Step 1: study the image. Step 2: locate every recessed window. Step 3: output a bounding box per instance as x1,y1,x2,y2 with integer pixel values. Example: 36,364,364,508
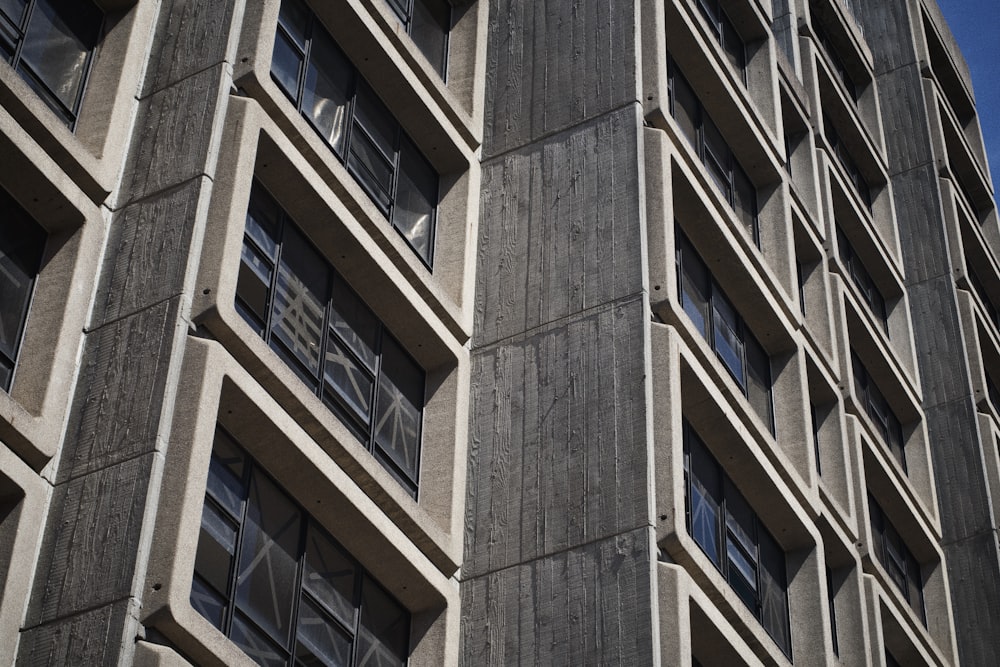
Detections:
837,226,888,334
0,0,103,128
824,114,872,210
272,0,439,266
191,427,411,666
237,182,424,496
696,0,747,79
676,230,774,433
385,0,450,78
851,352,905,473
668,59,759,245
0,186,46,392
826,566,839,656
683,422,792,657
812,14,858,102
869,495,925,625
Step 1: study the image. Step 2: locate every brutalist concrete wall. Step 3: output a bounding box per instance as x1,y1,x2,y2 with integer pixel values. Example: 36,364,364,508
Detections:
855,0,1000,663
15,1,243,662
461,0,658,663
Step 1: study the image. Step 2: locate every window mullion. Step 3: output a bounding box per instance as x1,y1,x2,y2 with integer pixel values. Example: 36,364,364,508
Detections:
222,456,253,637
368,324,386,454
261,213,285,347
288,517,311,657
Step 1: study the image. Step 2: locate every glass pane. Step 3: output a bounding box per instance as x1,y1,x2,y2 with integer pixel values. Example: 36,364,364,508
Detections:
296,596,354,667
325,335,375,424
246,184,281,261
745,336,773,432
237,241,273,331
724,481,756,558
373,336,423,484
733,165,757,240
0,358,11,391
272,27,304,101
278,0,309,49
722,18,745,72
713,296,745,387
271,227,329,380
190,576,227,631
19,0,102,112
353,83,397,160
678,236,711,338
195,499,239,597
758,531,790,656
231,613,288,667
348,128,394,212
303,524,357,627
0,0,25,25
689,435,722,566
357,577,409,667
670,68,698,150
209,428,247,517
330,276,378,369
410,0,449,77
303,29,351,153
0,207,44,360
393,137,437,263
236,470,303,646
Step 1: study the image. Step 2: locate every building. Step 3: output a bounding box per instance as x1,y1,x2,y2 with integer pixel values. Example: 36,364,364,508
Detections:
0,0,996,665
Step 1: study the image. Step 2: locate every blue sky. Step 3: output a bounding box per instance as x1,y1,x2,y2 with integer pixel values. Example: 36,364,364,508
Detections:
936,0,1000,184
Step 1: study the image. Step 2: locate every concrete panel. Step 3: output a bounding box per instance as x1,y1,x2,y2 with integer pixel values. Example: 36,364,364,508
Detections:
474,105,645,347
877,65,937,177
16,600,134,667
460,527,656,666
940,530,1000,666
481,0,638,158
464,296,651,579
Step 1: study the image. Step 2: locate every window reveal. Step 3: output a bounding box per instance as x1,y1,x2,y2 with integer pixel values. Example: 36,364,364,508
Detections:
851,351,906,474
0,0,103,128
696,0,747,80
272,0,439,266
384,0,450,78
837,226,888,334
869,495,925,625
683,423,792,657
237,182,424,496
191,428,411,666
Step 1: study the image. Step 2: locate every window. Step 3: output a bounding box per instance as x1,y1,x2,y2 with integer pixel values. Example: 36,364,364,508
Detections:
272,0,439,266
812,14,858,102
668,59,759,245
824,114,872,210
869,495,925,625
191,428,411,666
810,404,822,475
837,226,888,334
385,0,450,78
683,423,792,657
968,266,999,329
237,182,424,496
695,0,747,79
0,0,103,128
0,186,45,392
826,567,839,656
851,352,905,473
676,230,774,433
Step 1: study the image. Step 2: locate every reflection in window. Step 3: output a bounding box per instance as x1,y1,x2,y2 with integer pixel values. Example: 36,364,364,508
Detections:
676,230,774,433
851,351,905,474
683,423,792,657
0,185,46,391
0,0,103,128
192,428,411,666
869,495,925,625
237,182,424,495
668,59,759,245
271,0,439,266
385,0,450,78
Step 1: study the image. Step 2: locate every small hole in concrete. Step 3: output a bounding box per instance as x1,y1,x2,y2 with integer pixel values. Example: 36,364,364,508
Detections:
153,583,162,591
654,285,661,291
202,288,211,295
659,515,668,521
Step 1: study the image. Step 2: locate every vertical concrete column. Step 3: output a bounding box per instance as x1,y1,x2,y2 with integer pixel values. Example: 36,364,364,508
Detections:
461,1,658,664
856,1,1000,663
16,2,243,663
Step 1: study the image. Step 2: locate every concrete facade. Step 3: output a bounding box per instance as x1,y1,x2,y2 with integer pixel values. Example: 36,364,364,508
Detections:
0,0,995,665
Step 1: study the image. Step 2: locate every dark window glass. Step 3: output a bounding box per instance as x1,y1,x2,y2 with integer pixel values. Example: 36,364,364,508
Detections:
272,0,439,266
852,352,906,473
385,0,450,78
237,182,424,495
837,227,888,334
812,17,858,101
696,0,747,79
826,567,839,656
968,266,1000,329
684,424,792,658
0,186,46,391
869,496,925,625
825,115,873,210
668,59,759,245
192,429,411,665
2,0,102,128
676,230,774,433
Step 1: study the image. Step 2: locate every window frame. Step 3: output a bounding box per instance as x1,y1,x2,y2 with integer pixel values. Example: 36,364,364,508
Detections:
668,58,760,246
824,113,873,211
383,0,451,79
837,226,889,335
851,351,906,474
191,426,412,666
271,0,440,268
868,495,925,625
682,422,792,658
695,0,748,82
236,181,425,497
676,229,775,434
